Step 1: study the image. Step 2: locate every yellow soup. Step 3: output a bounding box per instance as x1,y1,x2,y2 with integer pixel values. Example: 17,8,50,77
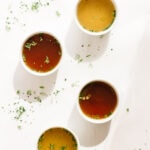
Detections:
38,127,78,150
77,0,116,32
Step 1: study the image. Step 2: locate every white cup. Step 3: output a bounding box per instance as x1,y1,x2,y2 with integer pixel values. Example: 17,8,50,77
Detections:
77,79,120,124
36,126,80,150
20,31,63,76
75,0,118,36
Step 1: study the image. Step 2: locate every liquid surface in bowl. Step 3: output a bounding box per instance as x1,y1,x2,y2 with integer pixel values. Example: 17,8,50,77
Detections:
77,0,116,32
22,33,62,73
79,81,117,119
38,127,78,150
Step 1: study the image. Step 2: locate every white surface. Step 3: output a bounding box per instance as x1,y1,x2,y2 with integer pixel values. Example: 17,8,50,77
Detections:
0,0,150,150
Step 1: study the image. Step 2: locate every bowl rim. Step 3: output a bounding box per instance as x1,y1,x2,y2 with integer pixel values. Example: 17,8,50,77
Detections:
20,31,63,76
36,126,80,150
74,0,118,36
77,79,120,124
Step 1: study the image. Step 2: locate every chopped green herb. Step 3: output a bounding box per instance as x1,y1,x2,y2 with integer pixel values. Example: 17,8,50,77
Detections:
46,2,50,6
99,35,104,39
103,24,111,31
26,90,32,96
87,44,91,47
75,54,83,63
113,10,116,18
39,86,45,89
17,125,22,130
16,90,20,95
56,10,61,16
60,146,67,150
40,37,43,41
31,2,41,11
25,41,37,49
40,92,48,97
104,112,112,118
126,108,129,112
58,50,62,56
92,115,100,119
39,33,43,40
39,134,44,142
22,55,26,61
86,54,91,58
71,81,79,87
44,56,50,64
89,29,95,32
53,90,60,96
49,144,55,150
34,96,42,102
15,106,26,120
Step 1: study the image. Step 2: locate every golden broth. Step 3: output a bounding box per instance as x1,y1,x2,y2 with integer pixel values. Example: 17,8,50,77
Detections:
38,127,78,150
77,0,116,32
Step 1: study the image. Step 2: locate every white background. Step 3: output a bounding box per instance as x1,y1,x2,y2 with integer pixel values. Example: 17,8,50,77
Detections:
0,0,150,150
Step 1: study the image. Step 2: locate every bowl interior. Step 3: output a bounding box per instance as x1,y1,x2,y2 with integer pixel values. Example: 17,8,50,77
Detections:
21,32,63,76
77,80,119,123
75,0,117,36
37,127,79,150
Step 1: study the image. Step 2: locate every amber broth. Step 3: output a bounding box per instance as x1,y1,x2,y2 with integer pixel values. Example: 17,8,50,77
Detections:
77,0,116,32
22,33,62,73
79,81,117,119
38,127,78,150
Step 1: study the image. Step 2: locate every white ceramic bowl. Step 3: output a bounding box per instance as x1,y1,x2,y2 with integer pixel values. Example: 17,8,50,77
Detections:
20,31,63,76
36,126,80,150
77,79,120,124
75,0,118,36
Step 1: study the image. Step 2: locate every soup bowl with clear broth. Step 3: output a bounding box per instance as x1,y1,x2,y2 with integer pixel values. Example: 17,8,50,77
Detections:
75,0,117,36
37,126,79,150
77,80,119,124
21,32,63,76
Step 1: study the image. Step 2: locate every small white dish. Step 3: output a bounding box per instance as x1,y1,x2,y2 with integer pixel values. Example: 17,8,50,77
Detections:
77,79,120,124
75,0,118,36
36,126,80,150
20,31,63,76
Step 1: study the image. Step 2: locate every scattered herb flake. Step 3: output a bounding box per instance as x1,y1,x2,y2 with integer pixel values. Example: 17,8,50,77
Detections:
75,54,83,63
16,90,20,95
86,54,91,58
87,44,91,47
34,96,42,102
17,125,22,130
39,92,48,97
31,2,41,11
71,81,79,87
53,90,60,96
64,78,67,82
60,146,67,150
56,10,61,16
26,90,32,96
113,10,116,18
39,86,45,89
15,106,26,120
